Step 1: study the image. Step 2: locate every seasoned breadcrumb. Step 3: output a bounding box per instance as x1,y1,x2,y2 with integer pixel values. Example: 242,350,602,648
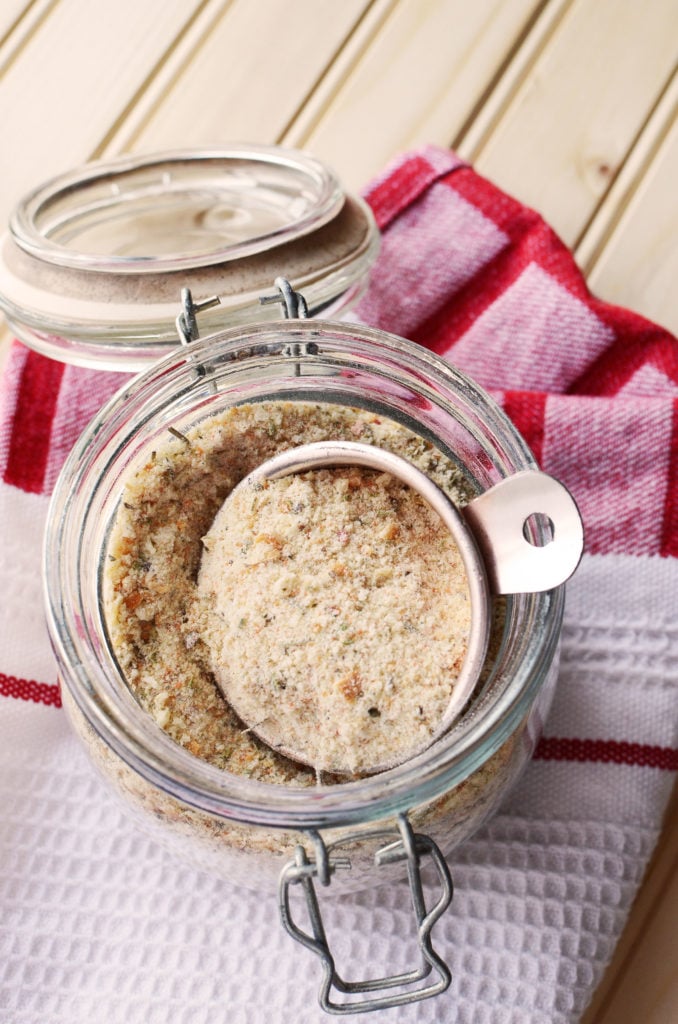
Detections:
104,400,472,785
198,466,470,773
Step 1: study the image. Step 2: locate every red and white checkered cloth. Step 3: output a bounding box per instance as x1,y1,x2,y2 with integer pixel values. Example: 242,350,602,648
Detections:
1,147,676,1024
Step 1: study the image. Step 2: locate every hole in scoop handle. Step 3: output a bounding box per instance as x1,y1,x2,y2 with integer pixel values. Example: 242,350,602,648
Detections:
462,470,584,595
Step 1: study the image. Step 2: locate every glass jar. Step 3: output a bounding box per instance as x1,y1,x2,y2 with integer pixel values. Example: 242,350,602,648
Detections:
43,317,568,1012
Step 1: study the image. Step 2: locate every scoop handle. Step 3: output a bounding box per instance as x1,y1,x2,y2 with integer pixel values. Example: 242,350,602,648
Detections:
462,470,584,595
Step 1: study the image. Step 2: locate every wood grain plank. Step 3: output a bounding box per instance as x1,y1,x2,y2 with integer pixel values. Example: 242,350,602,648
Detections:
0,0,59,76
281,0,399,155
287,0,543,191
0,0,205,224
101,0,235,156
469,0,678,247
581,72,678,336
455,0,573,159
576,69,678,269
582,784,678,1024
0,0,39,45
121,0,371,156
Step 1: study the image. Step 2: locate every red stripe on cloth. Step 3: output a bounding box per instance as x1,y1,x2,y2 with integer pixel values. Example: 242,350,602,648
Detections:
414,234,529,355
411,169,571,356
661,398,678,557
365,154,449,230
2,674,676,772
416,167,678,399
444,169,592,300
502,390,547,465
534,736,678,771
567,313,678,396
3,350,65,494
0,672,62,708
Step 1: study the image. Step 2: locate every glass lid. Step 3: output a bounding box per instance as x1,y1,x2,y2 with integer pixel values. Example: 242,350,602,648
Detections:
10,146,344,274
0,145,380,371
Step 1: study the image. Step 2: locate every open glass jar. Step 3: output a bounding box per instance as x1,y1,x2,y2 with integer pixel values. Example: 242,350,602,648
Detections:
44,319,574,1011
2,146,581,1013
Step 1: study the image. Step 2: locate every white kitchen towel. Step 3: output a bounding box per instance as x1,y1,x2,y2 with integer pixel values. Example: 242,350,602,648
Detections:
1,147,676,1023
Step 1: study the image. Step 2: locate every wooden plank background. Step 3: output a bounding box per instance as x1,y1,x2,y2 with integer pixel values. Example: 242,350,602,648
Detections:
0,2,676,1020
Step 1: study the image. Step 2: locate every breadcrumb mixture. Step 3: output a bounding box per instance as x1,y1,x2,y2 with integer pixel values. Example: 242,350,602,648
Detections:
104,401,473,785
198,467,470,773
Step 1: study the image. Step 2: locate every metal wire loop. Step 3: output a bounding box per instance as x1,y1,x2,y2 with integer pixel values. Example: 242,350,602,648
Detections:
259,276,309,319
175,287,221,345
278,815,453,1013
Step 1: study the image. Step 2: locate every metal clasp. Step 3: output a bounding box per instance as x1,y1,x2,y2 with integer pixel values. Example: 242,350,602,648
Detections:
259,277,317,373
278,814,453,1014
259,275,309,320
175,287,220,345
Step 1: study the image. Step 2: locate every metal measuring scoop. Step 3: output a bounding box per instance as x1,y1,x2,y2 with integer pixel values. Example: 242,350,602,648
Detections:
198,441,583,775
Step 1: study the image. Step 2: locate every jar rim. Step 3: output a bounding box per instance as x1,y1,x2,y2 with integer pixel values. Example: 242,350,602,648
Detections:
45,320,564,830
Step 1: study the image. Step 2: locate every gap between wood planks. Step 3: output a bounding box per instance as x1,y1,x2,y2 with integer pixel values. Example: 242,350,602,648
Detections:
0,0,60,78
100,0,235,158
452,0,573,160
279,0,399,149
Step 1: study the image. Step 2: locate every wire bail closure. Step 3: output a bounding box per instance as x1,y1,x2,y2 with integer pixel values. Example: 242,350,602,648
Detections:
175,277,307,346
279,815,453,1014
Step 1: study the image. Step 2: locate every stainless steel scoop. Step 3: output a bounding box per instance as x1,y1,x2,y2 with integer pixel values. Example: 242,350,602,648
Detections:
201,440,583,774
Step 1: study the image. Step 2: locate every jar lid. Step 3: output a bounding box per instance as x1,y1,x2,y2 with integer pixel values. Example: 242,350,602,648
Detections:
0,145,379,370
